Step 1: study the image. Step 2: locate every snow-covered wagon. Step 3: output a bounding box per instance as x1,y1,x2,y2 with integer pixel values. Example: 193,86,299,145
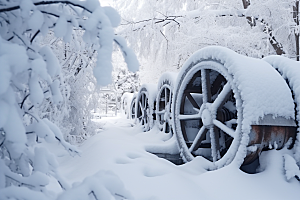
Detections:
127,46,300,172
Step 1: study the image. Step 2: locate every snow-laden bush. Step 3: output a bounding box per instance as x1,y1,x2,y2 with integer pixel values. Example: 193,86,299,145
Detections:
41,30,102,143
0,0,139,199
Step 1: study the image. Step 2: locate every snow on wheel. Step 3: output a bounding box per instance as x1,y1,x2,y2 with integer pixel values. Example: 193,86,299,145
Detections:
129,93,138,120
172,46,296,170
121,92,134,118
156,72,178,136
136,84,157,131
263,56,300,162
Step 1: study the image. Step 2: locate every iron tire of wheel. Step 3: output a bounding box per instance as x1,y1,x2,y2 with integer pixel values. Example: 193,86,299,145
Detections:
172,58,249,169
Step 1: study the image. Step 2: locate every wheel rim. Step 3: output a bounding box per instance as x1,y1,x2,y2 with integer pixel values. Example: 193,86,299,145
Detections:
137,92,151,131
156,85,172,133
173,61,242,167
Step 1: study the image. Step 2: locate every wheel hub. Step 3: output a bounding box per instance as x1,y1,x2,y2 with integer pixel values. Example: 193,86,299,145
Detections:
201,106,213,127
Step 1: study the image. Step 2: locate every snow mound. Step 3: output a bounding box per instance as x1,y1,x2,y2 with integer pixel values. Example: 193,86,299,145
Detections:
283,154,300,181
58,170,133,200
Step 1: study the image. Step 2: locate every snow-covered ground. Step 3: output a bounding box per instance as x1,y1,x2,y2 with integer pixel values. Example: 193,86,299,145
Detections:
48,114,300,200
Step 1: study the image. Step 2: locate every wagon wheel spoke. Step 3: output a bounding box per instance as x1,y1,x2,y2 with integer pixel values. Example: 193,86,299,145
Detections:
201,69,212,103
212,83,231,110
139,102,144,116
145,116,149,129
143,94,146,108
167,89,172,112
213,119,235,138
165,88,167,107
210,126,220,162
189,126,208,152
178,113,201,120
157,110,165,115
163,121,166,133
211,74,226,95
186,93,200,109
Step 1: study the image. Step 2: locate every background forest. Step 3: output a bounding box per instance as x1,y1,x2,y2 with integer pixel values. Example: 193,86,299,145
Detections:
114,0,300,83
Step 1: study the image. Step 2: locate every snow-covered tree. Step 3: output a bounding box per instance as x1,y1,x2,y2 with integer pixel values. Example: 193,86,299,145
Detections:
41,29,102,143
0,0,138,199
113,52,140,95
115,0,300,83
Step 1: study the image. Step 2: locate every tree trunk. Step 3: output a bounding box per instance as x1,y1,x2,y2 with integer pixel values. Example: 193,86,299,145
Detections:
242,0,285,56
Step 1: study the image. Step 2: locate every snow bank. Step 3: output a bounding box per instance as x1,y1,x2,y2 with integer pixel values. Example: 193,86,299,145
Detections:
283,154,300,181
59,116,300,200
58,170,133,200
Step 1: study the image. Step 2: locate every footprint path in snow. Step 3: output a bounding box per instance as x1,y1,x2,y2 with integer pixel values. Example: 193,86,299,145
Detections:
115,152,168,177
127,152,142,159
143,167,167,177
115,157,132,164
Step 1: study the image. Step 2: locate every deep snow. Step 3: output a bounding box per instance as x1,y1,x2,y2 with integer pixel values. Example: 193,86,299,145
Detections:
51,114,300,200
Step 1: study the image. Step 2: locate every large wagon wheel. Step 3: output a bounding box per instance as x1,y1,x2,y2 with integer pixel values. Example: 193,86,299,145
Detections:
129,93,137,120
172,46,296,170
173,62,240,166
156,72,177,135
136,84,157,131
